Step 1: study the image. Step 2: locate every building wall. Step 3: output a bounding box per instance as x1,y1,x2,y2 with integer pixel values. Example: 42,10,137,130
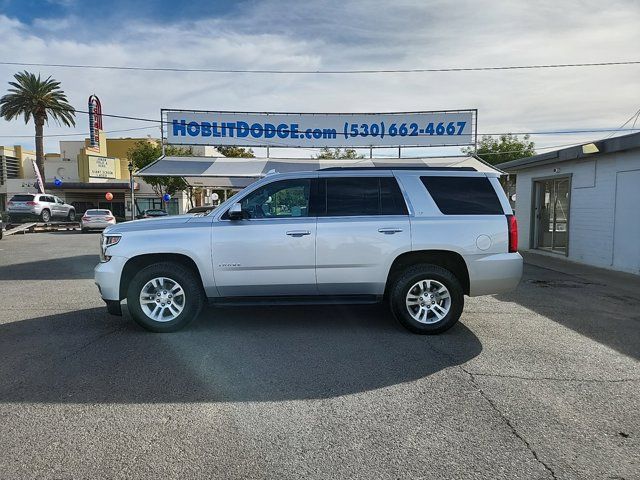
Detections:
514,149,640,271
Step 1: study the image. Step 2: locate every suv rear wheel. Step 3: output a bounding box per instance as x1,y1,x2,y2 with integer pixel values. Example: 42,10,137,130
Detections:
40,209,51,223
126,262,204,332
390,264,464,334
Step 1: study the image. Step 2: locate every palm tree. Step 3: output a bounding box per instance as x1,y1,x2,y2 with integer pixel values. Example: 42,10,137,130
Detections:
0,71,76,178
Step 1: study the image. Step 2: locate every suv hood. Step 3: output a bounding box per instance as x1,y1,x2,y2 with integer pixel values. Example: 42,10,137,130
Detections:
104,215,195,234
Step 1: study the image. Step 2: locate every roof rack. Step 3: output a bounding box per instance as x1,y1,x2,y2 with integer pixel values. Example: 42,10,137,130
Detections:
318,166,477,172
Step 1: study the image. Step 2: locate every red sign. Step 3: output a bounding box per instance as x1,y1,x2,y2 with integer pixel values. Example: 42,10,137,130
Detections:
88,95,103,150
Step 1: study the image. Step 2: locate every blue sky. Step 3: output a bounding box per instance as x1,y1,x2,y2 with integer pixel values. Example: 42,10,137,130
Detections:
0,0,639,156
2,0,243,25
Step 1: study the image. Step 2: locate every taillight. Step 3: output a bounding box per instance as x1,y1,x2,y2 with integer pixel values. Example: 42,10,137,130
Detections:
82,215,89,220
105,216,114,221
7,201,13,206
26,201,38,206
506,214,518,253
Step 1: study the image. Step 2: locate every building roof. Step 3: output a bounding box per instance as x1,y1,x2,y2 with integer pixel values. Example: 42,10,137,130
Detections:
496,131,640,171
136,154,503,181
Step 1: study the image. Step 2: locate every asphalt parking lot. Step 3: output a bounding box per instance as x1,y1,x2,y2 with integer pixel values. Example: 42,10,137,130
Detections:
0,232,638,479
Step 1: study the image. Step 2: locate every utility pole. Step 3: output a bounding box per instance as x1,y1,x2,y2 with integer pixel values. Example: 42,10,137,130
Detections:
128,160,135,220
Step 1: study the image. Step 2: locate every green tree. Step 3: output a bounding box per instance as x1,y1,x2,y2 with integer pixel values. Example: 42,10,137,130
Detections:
0,71,76,177
127,140,191,199
217,146,255,158
463,134,535,165
315,147,364,159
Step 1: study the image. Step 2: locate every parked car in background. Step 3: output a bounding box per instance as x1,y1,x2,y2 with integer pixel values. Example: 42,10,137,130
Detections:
96,167,523,334
7,193,76,223
138,209,169,219
81,209,116,232
187,205,215,216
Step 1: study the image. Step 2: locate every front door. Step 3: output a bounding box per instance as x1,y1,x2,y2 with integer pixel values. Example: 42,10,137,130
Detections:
613,170,640,274
533,177,570,254
212,178,317,296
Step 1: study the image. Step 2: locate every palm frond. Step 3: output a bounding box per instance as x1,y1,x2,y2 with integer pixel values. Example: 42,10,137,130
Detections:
0,70,76,127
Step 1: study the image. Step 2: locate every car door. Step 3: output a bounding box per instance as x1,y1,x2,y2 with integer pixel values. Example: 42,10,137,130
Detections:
54,197,67,218
316,175,411,295
42,195,57,217
212,177,318,296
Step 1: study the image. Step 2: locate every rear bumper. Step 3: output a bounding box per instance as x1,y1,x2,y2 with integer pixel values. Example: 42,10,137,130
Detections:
467,252,523,296
82,221,114,230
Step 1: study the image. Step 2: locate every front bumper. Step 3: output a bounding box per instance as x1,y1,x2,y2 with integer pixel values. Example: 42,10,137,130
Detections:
104,299,122,316
94,255,128,302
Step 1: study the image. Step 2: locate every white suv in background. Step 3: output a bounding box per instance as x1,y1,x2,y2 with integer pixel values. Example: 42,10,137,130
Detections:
7,193,76,223
95,167,522,334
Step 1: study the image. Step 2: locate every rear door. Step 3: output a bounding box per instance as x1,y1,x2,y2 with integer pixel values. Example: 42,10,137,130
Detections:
315,175,410,295
54,197,67,218
41,195,57,217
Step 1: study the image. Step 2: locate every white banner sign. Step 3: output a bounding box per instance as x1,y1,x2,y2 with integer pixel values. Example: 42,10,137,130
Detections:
88,156,116,178
165,110,475,148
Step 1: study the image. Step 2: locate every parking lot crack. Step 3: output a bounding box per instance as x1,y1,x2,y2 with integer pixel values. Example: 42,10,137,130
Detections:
61,326,124,361
466,371,640,383
424,340,558,480
463,368,559,479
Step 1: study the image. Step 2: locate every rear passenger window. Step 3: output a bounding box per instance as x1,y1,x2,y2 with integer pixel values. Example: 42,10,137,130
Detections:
324,177,408,216
420,176,503,215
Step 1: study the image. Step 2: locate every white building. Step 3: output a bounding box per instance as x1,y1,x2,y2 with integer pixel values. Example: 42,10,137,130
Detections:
497,132,640,275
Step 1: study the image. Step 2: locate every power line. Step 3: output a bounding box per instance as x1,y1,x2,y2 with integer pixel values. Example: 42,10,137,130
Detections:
1,60,639,75
0,125,157,138
3,108,640,146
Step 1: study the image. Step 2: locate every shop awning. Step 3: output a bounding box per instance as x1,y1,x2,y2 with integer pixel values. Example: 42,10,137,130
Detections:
135,154,502,187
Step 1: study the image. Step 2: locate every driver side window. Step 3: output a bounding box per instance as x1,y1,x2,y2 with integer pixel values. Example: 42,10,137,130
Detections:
240,179,311,219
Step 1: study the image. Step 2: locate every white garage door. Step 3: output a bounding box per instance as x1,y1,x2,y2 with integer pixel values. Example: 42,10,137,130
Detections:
613,169,640,274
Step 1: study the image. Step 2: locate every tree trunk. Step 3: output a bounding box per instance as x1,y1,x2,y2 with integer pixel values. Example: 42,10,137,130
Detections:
34,116,45,183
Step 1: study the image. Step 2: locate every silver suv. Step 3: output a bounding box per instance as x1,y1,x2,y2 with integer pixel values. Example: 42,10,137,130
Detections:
95,167,522,334
7,193,76,223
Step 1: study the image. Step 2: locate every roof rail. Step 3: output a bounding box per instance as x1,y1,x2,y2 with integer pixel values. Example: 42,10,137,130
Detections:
318,166,477,172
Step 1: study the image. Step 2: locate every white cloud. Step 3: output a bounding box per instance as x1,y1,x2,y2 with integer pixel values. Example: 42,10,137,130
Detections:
0,0,639,157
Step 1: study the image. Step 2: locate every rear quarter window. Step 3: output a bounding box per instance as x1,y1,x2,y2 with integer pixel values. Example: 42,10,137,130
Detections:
420,176,504,215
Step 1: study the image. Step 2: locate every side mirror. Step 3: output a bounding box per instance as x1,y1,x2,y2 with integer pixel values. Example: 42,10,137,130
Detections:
227,202,244,220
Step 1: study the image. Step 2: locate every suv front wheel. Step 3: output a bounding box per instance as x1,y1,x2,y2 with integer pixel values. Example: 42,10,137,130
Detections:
390,264,464,334
126,262,204,332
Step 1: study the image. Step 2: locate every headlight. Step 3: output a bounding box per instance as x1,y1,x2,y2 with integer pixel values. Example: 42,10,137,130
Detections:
100,234,122,262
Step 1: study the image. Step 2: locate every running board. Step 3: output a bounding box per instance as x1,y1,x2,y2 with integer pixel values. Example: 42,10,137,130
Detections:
208,294,382,307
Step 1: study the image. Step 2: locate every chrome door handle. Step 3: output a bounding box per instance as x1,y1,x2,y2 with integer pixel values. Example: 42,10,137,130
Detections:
286,230,311,237
378,228,403,234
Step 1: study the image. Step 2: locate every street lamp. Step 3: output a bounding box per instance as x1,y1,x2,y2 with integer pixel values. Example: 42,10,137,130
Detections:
128,160,135,221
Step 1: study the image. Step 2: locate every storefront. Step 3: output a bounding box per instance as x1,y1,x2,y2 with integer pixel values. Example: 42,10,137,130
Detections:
497,132,640,275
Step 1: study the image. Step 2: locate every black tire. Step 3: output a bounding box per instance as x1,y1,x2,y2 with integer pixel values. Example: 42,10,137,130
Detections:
67,209,76,221
40,209,51,223
126,262,204,333
390,264,464,334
